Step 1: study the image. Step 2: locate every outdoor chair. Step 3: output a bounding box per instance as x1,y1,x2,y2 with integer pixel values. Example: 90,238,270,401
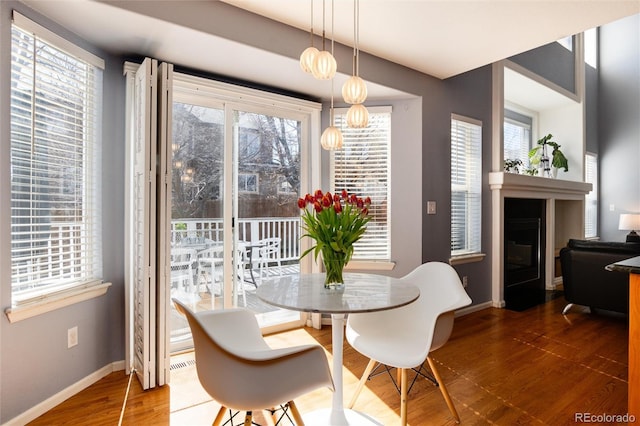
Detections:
170,247,198,294
254,237,282,284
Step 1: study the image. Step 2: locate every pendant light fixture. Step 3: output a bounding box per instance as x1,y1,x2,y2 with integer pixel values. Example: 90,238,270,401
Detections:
299,0,318,73
312,0,337,80
346,103,369,128
342,0,367,105
321,0,342,150
321,108,344,149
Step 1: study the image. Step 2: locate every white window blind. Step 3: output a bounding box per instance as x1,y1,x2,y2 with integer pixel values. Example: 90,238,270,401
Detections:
451,115,482,256
585,152,598,238
10,16,103,303
331,107,391,261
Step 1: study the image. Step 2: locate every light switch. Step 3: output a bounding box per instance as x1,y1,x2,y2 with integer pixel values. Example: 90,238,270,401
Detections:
427,201,436,215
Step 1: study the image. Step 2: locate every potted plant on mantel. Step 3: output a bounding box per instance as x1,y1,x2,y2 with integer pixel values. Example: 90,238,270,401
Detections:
528,133,569,178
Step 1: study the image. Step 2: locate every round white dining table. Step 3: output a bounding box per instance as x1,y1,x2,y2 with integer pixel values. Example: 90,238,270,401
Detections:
256,272,420,426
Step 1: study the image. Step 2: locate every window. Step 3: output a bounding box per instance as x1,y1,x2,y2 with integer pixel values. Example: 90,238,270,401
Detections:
451,115,482,257
331,107,391,261
585,27,598,68
503,109,532,171
238,173,258,193
585,153,598,238
9,13,104,305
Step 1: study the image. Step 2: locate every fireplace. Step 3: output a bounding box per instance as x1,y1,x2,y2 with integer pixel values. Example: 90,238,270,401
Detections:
504,198,546,311
489,172,592,309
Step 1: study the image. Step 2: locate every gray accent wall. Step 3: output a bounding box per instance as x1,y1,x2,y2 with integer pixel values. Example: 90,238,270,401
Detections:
510,39,577,94
599,14,640,241
585,64,599,154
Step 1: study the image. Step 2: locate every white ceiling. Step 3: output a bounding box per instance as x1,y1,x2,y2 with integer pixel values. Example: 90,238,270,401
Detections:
221,0,640,79
20,0,640,100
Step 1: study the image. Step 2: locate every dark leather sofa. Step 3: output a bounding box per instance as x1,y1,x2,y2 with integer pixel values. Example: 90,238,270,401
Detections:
559,239,640,315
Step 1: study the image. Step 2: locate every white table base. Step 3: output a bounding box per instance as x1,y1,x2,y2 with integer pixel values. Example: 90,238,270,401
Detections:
302,314,382,426
303,408,382,426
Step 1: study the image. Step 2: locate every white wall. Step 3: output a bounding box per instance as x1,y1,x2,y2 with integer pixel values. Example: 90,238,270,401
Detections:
538,101,584,182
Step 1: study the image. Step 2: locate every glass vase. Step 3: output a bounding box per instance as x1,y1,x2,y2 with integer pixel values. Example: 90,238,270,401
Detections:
322,255,346,290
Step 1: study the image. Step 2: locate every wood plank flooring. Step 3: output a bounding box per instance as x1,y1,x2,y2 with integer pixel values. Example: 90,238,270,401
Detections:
27,297,629,425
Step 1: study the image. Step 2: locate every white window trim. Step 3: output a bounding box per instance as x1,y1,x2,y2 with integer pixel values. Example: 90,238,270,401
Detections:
13,11,105,69
6,13,106,320
450,114,483,260
5,282,111,323
345,260,396,271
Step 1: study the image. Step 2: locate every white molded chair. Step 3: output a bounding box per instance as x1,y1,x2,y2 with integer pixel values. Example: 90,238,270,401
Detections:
346,262,472,425
173,299,334,426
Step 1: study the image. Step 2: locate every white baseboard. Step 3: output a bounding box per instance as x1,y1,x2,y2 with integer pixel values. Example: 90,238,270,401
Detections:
456,301,493,316
5,360,125,426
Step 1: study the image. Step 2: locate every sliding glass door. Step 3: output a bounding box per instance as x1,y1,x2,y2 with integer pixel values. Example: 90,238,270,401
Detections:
233,108,303,329
169,100,226,351
169,76,317,351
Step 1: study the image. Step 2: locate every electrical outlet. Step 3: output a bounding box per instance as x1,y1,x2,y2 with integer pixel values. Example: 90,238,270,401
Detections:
427,201,436,215
462,276,468,288
68,326,78,348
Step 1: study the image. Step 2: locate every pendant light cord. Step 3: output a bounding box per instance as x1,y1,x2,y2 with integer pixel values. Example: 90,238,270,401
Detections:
355,0,360,76
321,0,326,51
309,0,314,47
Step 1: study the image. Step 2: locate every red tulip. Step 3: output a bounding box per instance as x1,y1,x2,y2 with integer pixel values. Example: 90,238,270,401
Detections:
341,189,348,199
362,207,369,216
357,198,364,208
334,200,342,213
314,189,323,201
365,196,371,205
297,198,306,209
305,194,314,203
333,193,341,203
349,194,358,204
314,201,322,213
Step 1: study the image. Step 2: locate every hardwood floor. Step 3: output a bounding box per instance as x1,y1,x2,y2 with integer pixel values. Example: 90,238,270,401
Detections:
28,297,628,425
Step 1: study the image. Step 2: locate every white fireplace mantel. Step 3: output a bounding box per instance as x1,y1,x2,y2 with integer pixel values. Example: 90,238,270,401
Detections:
489,172,592,199
490,171,593,308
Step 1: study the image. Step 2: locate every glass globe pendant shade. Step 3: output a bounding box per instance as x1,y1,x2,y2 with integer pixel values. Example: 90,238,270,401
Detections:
321,126,343,150
346,104,369,128
312,50,337,80
299,46,319,73
342,75,368,104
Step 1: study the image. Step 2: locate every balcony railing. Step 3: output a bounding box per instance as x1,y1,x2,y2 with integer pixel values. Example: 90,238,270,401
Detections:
170,217,301,262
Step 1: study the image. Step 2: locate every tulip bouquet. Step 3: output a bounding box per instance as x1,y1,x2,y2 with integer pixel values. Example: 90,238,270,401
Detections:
298,189,371,288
